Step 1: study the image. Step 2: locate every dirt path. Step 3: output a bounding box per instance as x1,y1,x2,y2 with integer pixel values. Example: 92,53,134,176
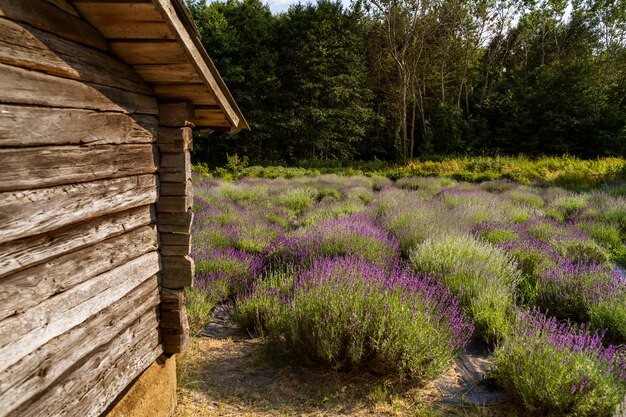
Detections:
174,307,521,417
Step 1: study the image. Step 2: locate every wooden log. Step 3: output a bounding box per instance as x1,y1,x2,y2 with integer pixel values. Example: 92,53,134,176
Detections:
0,63,158,115
156,194,192,213
70,341,162,417
159,233,190,246
157,211,193,232
0,105,156,147
0,277,159,414
0,0,108,51
0,226,158,322
9,310,161,417
158,103,195,127
157,126,193,151
160,150,190,169
0,107,156,145
159,180,192,197
160,165,192,183
160,288,189,353
0,206,153,278
160,245,190,256
0,251,160,373
0,174,157,245
0,18,152,95
161,255,194,288
0,144,157,192
109,40,187,65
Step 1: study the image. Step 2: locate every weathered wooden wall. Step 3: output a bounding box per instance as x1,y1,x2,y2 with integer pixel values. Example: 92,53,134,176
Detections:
0,1,163,415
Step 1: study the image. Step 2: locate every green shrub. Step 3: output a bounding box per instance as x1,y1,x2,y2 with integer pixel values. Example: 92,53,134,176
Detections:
492,309,626,417
409,234,520,341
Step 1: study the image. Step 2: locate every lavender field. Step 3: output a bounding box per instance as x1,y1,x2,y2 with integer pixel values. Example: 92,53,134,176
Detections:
186,174,626,416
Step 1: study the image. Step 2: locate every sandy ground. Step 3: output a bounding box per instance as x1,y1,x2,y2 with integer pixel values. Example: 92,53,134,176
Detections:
174,308,528,417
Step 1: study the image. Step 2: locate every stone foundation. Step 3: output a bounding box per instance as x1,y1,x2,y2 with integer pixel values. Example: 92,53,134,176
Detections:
106,355,177,417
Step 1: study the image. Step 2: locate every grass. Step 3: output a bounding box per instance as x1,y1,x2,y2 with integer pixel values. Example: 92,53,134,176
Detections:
196,155,626,191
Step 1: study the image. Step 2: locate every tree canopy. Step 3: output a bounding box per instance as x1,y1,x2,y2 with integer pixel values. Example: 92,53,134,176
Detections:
186,0,626,164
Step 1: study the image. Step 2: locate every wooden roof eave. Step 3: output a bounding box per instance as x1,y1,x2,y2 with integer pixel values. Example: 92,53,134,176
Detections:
71,0,249,132
152,0,249,132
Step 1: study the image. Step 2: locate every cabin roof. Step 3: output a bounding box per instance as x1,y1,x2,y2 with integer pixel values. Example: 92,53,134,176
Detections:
72,0,249,133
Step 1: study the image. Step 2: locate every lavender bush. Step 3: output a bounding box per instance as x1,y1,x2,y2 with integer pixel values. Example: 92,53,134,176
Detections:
266,214,400,269
493,308,626,416
410,234,520,341
233,257,473,379
537,261,626,342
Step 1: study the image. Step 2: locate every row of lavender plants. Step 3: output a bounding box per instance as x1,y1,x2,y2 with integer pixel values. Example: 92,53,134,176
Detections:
189,173,626,415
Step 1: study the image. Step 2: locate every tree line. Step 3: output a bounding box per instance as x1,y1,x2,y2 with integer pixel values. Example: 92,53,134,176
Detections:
186,0,626,164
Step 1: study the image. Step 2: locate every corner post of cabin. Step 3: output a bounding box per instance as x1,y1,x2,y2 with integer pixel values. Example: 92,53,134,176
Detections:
156,101,195,354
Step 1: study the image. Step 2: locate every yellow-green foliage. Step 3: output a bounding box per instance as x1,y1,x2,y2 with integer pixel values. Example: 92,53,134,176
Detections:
197,155,626,191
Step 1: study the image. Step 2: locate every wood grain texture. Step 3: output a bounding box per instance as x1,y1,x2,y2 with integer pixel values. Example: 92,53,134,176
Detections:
158,103,194,127
195,108,230,128
0,105,156,147
0,277,159,415
0,206,153,278
0,251,160,374
110,41,187,65
0,174,157,244
0,63,157,115
0,226,158,322
157,126,193,151
0,0,108,51
153,84,217,106
8,309,161,417
0,18,152,95
159,180,192,197
134,63,200,84
161,255,194,289
157,211,193,232
0,144,157,192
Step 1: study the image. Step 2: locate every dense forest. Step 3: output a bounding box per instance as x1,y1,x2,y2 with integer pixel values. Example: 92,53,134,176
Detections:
186,0,626,164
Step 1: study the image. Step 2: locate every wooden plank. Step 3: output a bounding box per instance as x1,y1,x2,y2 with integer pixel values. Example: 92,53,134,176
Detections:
109,41,188,65
0,175,157,245
160,150,190,170
0,277,159,415
0,0,108,51
195,108,231,128
156,195,192,213
0,144,157,192
0,226,158,322
0,18,153,95
159,233,191,246
8,310,161,417
153,84,218,106
158,211,193,228
158,104,194,127
160,288,189,353
0,105,156,147
0,206,153,278
160,245,190,256
134,63,200,84
160,180,192,197
160,164,192,182
153,0,241,128
0,63,158,115
0,251,160,373
72,2,164,23
71,341,162,417
161,255,194,288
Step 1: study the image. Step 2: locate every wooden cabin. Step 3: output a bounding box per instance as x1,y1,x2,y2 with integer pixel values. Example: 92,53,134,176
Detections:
0,1,247,416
